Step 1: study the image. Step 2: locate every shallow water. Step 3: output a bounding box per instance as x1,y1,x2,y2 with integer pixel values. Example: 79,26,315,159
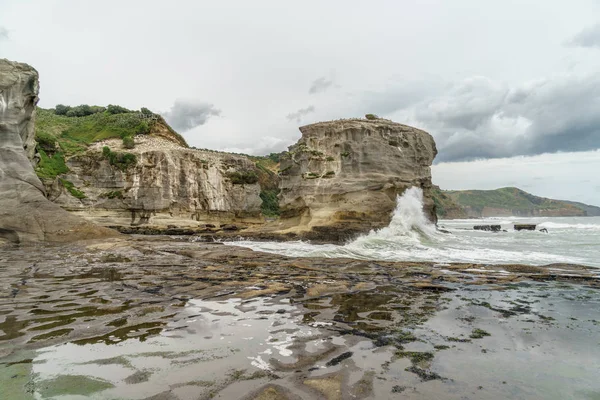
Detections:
229,189,600,267
7,282,599,400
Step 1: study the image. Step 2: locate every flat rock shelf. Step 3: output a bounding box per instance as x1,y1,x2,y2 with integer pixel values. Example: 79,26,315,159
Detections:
1,236,599,400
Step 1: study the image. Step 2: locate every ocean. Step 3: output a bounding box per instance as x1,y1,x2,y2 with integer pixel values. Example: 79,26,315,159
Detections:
229,188,600,268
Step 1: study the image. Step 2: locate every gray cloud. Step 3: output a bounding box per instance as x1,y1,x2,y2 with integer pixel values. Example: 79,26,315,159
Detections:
162,99,221,132
407,74,600,162
0,27,8,40
568,23,600,48
286,105,315,122
309,77,334,94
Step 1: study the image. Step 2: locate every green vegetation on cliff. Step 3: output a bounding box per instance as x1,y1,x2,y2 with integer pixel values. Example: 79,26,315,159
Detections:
35,106,163,156
33,105,186,182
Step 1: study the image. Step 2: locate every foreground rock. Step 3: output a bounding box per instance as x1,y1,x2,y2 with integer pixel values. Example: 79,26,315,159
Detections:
0,59,116,243
277,119,437,240
0,237,598,399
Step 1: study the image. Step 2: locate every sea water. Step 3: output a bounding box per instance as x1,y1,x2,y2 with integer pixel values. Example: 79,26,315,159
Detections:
229,188,600,268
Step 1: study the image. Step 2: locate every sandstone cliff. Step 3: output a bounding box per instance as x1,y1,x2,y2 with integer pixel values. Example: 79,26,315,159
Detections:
277,119,437,240
0,59,116,242
45,136,263,228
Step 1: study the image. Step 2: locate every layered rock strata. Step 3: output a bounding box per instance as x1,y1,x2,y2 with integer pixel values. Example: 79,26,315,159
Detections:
48,138,263,228
0,59,116,242
277,119,437,240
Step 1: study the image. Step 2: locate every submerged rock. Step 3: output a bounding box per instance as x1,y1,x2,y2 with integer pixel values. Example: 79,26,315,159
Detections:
0,59,116,242
473,225,502,232
514,224,536,231
278,119,437,239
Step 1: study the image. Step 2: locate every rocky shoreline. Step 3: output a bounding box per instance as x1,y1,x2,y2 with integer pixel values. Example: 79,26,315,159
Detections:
1,236,599,399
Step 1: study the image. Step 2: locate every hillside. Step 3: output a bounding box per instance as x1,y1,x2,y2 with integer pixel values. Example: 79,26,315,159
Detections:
433,187,599,218
34,105,188,179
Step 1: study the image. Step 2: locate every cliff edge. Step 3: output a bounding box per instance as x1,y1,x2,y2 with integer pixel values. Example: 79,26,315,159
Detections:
277,118,437,240
0,59,116,242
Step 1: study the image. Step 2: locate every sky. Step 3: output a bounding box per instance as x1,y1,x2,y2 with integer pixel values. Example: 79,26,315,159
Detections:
1,0,599,205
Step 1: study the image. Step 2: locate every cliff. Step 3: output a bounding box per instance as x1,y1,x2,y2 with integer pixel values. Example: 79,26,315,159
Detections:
47,137,263,227
434,187,596,218
0,59,116,243
277,118,437,240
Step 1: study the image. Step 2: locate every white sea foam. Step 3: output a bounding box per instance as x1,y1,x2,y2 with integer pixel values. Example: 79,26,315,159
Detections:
227,188,600,268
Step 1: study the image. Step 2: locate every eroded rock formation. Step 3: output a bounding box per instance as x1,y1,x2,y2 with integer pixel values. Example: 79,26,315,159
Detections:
47,137,263,228
0,59,116,242
277,119,437,240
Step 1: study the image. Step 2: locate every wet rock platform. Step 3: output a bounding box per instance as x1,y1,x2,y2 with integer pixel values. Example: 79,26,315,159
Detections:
1,236,599,399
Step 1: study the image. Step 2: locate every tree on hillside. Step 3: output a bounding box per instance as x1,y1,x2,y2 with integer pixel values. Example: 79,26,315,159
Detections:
54,104,71,115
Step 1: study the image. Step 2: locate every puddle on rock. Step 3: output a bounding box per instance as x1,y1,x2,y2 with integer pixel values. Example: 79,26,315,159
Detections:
29,297,329,399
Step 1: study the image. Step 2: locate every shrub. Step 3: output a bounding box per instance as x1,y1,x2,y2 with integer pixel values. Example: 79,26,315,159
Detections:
228,170,259,185
106,104,131,115
268,152,281,163
326,156,335,161
102,146,111,157
341,151,350,157
134,121,150,135
140,107,153,116
122,135,135,149
102,146,137,171
260,189,280,217
60,178,86,199
365,113,379,120
36,132,58,153
54,104,71,115
35,149,69,179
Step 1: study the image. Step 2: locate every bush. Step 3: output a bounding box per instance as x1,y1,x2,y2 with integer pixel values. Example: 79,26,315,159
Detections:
140,107,153,116
267,152,281,163
106,104,131,115
54,104,71,115
227,171,259,185
365,113,379,120
134,121,150,135
260,189,280,217
102,146,137,171
35,149,69,179
60,178,86,199
122,136,135,149
36,132,58,153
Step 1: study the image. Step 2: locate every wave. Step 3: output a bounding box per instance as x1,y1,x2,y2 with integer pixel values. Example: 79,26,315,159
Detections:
226,187,600,267
537,222,600,230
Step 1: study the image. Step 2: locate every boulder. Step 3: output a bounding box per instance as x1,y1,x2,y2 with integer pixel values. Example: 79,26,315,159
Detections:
277,119,437,238
0,59,116,242
514,224,536,231
474,225,502,232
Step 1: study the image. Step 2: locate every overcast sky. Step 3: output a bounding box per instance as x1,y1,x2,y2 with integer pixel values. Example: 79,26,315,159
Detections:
1,0,599,205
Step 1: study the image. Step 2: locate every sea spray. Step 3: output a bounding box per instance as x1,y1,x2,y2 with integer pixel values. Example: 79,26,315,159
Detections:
347,187,440,250
227,196,600,267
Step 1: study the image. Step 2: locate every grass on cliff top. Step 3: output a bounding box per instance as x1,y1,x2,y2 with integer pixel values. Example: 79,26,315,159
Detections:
35,107,188,155
445,187,579,212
